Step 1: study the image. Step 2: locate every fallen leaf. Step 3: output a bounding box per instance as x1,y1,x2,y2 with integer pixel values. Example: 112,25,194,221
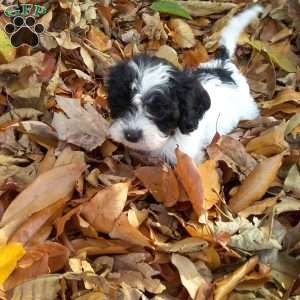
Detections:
109,213,152,248
55,205,82,238
285,112,300,136
135,166,179,207
81,182,129,233
214,256,258,300
246,122,289,156
0,28,16,63
207,136,257,179
9,200,64,245
10,274,62,300
229,154,283,213
0,52,43,74
238,196,279,218
197,160,220,210
260,88,300,109
87,26,111,52
4,242,69,290
80,46,95,73
74,292,105,300
155,45,181,68
71,237,129,256
18,120,59,149
142,13,168,42
175,149,204,216
52,96,109,151
151,1,192,20
284,164,300,197
157,237,208,253
169,18,196,48
0,162,85,244
171,253,211,299
183,42,209,68
0,243,25,284
246,39,298,73
178,1,237,17
274,196,300,214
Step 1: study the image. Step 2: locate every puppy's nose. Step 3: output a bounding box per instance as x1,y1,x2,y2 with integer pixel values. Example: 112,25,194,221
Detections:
124,129,142,143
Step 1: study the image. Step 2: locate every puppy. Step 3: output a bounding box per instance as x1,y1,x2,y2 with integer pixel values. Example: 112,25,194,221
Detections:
107,5,263,164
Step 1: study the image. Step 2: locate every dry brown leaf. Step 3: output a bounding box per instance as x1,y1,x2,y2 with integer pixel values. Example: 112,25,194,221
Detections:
260,88,300,109
10,274,62,300
5,242,69,290
171,253,211,299
80,46,95,73
214,256,258,300
87,26,111,51
37,148,56,175
81,182,129,233
183,42,209,68
175,148,204,217
71,237,129,256
274,196,300,214
155,45,181,68
284,164,300,197
0,52,44,74
207,136,257,179
197,160,220,210
135,166,179,207
229,154,283,213
55,205,82,238
0,162,85,244
169,18,196,48
0,52,45,99
109,213,152,248
142,13,168,41
52,96,109,151
246,122,288,156
179,1,237,17
157,237,208,253
9,200,64,245
238,196,279,218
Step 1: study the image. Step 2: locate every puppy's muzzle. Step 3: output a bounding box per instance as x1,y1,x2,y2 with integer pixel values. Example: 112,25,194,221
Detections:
124,129,142,143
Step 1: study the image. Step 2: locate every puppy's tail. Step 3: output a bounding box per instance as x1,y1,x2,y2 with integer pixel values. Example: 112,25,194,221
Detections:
217,5,263,60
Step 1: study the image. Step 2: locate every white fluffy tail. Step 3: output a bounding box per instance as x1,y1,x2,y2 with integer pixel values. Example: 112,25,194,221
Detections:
219,5,263,58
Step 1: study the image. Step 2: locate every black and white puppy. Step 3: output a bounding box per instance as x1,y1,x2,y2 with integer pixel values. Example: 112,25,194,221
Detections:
107,5,263,164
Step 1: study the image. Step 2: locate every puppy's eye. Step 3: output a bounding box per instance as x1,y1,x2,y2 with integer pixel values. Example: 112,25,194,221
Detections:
147,100,167,119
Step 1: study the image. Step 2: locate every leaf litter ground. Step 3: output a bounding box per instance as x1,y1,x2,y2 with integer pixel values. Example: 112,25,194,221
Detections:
0,1,300,299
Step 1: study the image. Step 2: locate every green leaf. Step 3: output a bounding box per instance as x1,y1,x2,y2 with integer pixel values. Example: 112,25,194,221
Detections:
151,1,192,20
0,29,16,63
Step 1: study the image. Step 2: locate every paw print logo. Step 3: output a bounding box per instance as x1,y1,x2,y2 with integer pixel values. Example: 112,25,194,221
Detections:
5,16,44,48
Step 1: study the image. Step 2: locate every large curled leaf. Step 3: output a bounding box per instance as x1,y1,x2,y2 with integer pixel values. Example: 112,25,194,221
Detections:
229,154,283,213
151,1,192,20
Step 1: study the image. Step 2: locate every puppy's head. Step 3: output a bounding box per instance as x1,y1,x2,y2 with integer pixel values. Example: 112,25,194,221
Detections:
107,54,210,152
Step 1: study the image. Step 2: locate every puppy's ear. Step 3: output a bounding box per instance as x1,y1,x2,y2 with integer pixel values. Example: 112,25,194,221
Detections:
174,71,211,134
106,60,136,118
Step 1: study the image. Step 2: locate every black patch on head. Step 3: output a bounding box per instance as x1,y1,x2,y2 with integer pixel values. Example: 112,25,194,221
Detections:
107,54,211,137
106,59,137,118
174,71,211,134
145,90,180,135
195,66,236,85
215,45,230,61
107,54,177,120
